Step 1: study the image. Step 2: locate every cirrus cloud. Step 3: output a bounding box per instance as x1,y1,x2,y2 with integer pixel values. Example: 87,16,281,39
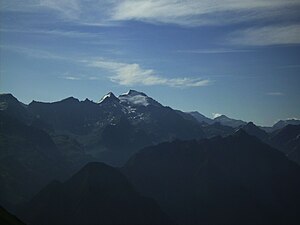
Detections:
87,59,211,88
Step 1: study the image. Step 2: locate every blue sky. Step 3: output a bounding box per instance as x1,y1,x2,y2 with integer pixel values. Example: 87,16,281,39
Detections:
0,0,300,126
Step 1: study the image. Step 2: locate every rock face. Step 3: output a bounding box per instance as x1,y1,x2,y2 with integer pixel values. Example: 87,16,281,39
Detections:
123,131,300,225
18,162,171,225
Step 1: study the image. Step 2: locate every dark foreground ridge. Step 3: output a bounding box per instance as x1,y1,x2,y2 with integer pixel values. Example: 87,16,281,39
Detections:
123,131,300,224
17,162,171,225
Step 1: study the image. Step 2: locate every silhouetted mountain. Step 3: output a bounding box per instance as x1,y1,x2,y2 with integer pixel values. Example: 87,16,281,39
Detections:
28,97,102,135
174,110,199,123
26,90,205,165
98,92,119,104
273,119,300,130
123,131,300,224
0,94,29,123
188,111,213,124
0,206,26,225
202,122,235,138
18,162,171,225
213,115,247,128
261,119,300,133
240,122,269,141
0,111,66,210
270,124,300,165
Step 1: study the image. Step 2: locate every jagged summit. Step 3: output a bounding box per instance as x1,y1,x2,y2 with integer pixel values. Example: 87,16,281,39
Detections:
0,93,17,99
119,89,147,97
59,96,80,103
273,119,300,130
214,114,247,128
98,92,119,104
119,90,161,107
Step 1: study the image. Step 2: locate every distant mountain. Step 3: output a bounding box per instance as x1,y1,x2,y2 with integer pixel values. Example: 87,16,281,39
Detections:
201,122,235,138
261,119,300,133
270,124,300,165
0,94,29,123
123,131,300,224
273,119,300,130
0,111,67,210
0,206,26,225
187,111,213,124
0,91,207,209
17,90,205,165
240,122,269,141
28,97,102,135
213,115,247,128
119,90,162,108
174,110,199,123
18,162,171,225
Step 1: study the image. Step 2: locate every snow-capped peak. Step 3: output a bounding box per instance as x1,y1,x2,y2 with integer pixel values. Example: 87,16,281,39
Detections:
98,92,118,104
119,90,161,107
119,91,149,106
120,90,147,97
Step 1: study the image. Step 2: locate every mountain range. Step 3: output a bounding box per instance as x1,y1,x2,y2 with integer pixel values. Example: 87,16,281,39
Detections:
1,90,300,224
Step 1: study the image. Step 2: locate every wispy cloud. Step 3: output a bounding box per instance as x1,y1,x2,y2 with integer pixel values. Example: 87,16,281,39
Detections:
228,25,300,46
86,59,211,88
176,49,253,54
267,92,285,96
60,72,101,81
5,44,211,88
277,64,300,69
61,76,81,80
2,0,300,27
0,28,99,38
112,0,300,26
0,45,68,60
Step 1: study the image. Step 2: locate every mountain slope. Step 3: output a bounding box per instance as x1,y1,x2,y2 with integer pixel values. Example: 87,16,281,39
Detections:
188,111,213,124
273,119,300,130
270,124,300,164
0,111,66,209
240,122,269,141
123,131,300,224
213,115,247,128
18,162,171,225
0,206,26,225
0,94,29,123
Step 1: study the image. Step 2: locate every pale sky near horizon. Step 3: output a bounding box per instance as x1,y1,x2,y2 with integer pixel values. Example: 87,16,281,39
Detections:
0,0,300,126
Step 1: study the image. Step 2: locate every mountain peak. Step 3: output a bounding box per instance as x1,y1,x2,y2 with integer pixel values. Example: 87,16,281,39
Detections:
216,115,227,119
79,162,113,174
60,97,80,103
121,90,147,97
245,121,256,127
188,111,213,124
214,114,247,128
0,93,19,103
273,119,300,130
119,90,152,107
98,92,118,104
